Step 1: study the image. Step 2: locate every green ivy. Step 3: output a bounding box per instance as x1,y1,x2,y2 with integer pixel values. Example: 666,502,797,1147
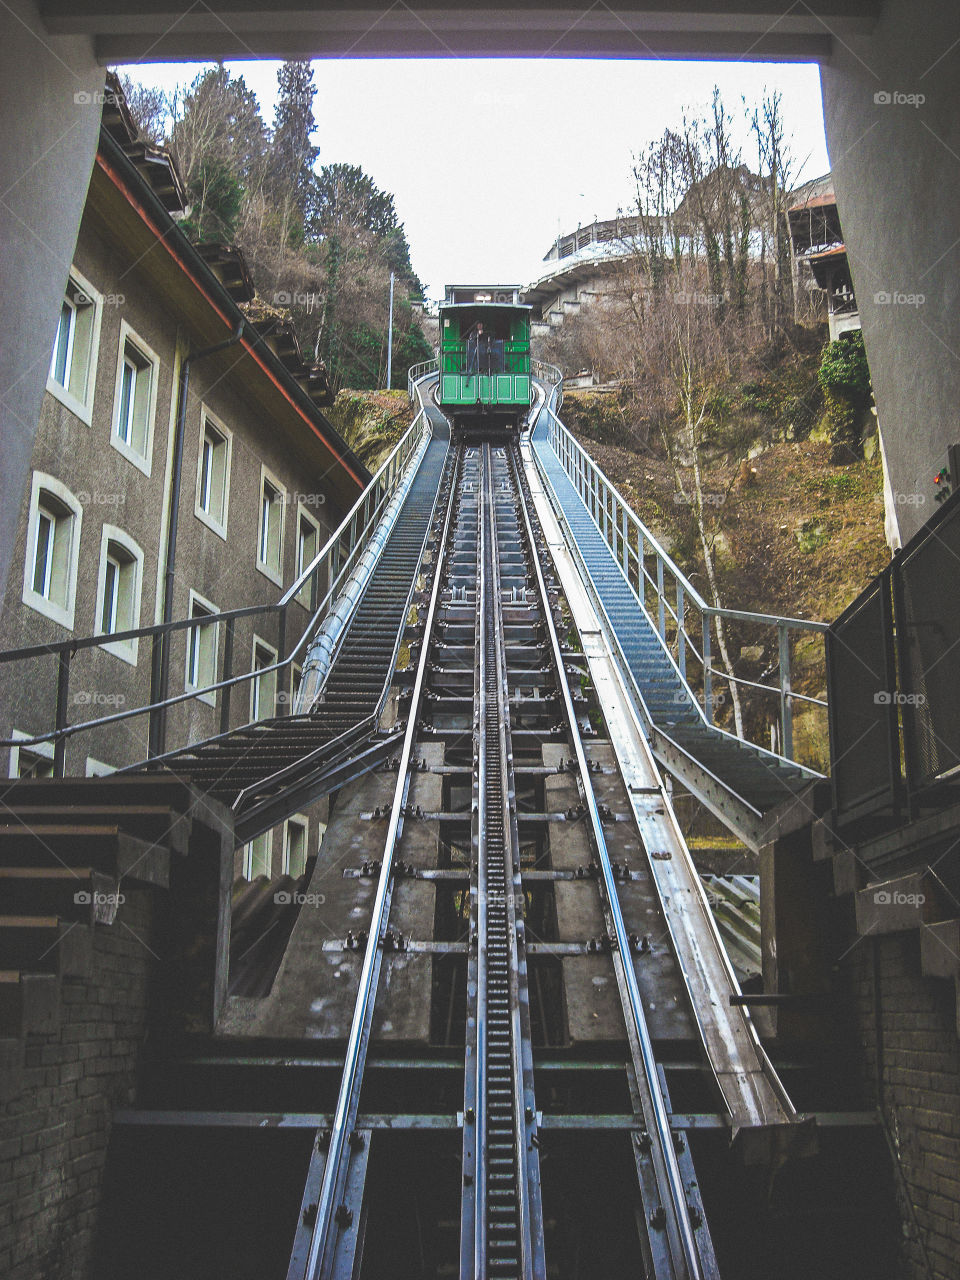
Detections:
817,331,873,459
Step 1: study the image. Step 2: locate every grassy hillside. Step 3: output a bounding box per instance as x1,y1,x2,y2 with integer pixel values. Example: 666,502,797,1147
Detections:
557,338,889,771
324,389,418,473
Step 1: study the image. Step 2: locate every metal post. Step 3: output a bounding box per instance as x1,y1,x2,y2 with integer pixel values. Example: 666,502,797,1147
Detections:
677,585,686,680
385,271,395,389
148,631,164,762
220,618,234,735
53,648,71,777
703,615,713,725
656,557,666,638
276,610,287,718
779,622,794,760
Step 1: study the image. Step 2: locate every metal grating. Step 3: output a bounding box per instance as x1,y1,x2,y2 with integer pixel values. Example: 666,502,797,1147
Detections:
895,500,960,789
826,573,900,820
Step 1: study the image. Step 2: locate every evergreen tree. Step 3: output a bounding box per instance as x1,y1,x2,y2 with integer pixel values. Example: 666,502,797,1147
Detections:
308,163,399,239
269,60,319,223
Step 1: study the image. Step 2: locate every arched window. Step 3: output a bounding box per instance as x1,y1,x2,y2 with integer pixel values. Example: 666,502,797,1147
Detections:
22,473,83,629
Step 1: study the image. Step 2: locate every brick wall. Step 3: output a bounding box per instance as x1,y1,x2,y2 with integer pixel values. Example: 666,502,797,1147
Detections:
0,888,154,1280
846,929,960,1280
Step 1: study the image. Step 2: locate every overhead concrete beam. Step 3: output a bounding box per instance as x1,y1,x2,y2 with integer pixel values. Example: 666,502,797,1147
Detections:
0,0,103,604
38,1,879,63
820,0,960,543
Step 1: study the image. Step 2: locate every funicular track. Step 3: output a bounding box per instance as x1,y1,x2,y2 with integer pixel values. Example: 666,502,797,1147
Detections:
95,402,902,1279
282,436,713,1279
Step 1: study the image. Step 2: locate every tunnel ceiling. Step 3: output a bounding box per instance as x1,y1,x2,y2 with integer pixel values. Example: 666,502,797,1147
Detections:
40,1,882,62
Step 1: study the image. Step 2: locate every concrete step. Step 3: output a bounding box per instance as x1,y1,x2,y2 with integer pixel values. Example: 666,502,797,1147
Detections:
0,825,169,887
6,804,191,855
920,918,960,979
0,968,61,1036
855,868,956,936
0,916,92,978
0,1035,24,1103
0,867,122,923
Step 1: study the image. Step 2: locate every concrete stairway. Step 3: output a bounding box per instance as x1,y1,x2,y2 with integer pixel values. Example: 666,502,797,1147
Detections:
0,776,231,1097
813,827,960,1033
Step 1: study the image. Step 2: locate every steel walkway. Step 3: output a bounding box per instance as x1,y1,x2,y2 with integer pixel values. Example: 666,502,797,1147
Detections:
142,404,451,836
529,404,814,847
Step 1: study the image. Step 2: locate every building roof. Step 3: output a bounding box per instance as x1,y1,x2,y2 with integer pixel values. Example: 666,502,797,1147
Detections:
97,75,367,493
787,172,836,212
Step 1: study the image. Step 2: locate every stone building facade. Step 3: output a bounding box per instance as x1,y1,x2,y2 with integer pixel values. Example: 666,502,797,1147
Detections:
0,82,368,882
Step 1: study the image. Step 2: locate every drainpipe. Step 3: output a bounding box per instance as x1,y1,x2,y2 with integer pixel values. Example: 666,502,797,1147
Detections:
149,319,245,760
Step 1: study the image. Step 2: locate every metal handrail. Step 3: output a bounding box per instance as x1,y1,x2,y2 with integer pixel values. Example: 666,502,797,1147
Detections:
408,357,438,403
536,387,828,763
531,358,563,410
0,371,437,765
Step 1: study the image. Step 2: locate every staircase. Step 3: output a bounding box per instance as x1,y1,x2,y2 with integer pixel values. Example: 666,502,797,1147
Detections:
126,415,451,841
0,775,232,1096
530,409,815,848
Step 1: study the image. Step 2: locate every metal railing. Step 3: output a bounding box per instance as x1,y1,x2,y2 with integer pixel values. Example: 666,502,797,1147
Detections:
531,358,563,411
827,484,960,830
0,377,436,775
408,357,438,403
538,395,828,763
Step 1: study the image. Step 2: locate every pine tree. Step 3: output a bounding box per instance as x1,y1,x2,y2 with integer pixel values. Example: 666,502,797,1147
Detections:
270,60,319,224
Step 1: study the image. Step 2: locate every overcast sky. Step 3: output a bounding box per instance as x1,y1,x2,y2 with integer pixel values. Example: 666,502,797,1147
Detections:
119,58,830,305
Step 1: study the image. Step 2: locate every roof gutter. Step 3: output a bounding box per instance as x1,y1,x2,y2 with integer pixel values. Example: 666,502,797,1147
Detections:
148,318,246,761
95,126,369,489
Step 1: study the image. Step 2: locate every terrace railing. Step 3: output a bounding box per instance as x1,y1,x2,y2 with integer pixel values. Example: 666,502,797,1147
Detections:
827,484,960,832
0,377,436,775
538,393,828,764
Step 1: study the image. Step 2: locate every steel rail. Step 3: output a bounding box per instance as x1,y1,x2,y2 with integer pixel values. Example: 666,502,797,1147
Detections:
540,400,828,760
508,446,705,1280
296,440,461,1280
462,443,545,1280
0,399,433,756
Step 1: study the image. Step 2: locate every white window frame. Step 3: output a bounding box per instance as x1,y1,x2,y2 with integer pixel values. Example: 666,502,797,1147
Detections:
250,634,279,722
85,757,117,777
110,321,159,475
282,814,309,878
8,730,56,779
21,472,83,630
185,588,219,707
243,830,273,880
94,524,144,665
288,661,303,714
257,464,286,587
46,266,103,425
295,502,322,611
194,406,233,539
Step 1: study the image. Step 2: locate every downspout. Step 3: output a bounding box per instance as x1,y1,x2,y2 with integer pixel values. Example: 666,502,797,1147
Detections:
149,319,246,760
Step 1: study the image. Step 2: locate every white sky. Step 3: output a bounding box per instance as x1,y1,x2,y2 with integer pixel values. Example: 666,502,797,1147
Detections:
118,58,830,306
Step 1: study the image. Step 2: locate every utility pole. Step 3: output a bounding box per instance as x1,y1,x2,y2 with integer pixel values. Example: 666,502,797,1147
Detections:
386,271,395,389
